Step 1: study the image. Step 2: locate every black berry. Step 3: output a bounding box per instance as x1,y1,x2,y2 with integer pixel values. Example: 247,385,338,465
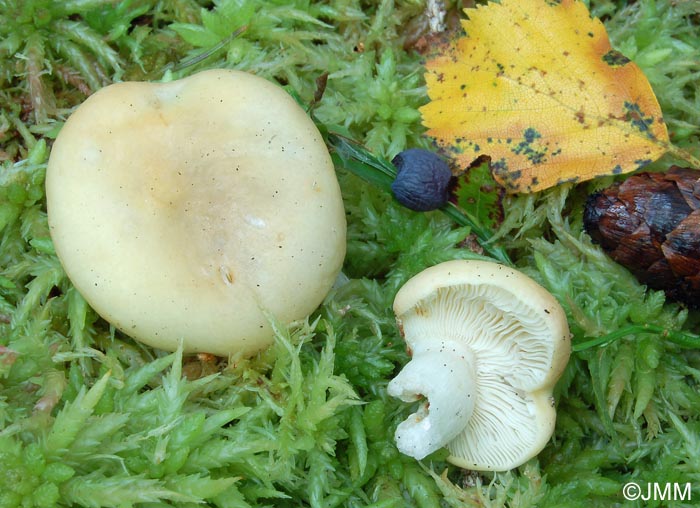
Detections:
391,148,452,211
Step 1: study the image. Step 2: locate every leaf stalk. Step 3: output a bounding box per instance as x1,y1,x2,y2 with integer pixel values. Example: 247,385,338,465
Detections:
574,323,700,352
665,143,700,169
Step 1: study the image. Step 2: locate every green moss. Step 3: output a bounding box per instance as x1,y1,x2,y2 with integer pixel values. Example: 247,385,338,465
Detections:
2,1,700,507
0,0,198,158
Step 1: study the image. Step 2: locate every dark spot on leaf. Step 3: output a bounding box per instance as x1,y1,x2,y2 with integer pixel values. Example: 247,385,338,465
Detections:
448,143,465,155
624,101,656,138
602,49,631,67
512,128,548,165
491,157,509,176
635,159,652,170
523,128,541,143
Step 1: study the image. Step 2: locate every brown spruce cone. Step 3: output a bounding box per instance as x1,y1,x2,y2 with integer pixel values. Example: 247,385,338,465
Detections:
583,166,700,307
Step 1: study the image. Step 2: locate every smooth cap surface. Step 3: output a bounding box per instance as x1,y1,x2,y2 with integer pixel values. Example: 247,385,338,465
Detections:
46,69,346,357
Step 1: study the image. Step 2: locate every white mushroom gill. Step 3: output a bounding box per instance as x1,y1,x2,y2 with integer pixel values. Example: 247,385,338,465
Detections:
388,260,571,471
387,342,476,459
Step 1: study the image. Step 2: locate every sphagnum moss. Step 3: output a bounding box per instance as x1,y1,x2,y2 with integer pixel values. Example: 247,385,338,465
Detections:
2,1,700,507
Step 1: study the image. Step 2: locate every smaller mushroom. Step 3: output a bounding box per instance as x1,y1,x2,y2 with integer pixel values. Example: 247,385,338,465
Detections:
391,148,453,211
387,260,570,471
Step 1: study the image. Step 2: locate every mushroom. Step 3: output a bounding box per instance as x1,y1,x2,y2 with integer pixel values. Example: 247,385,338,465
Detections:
387,259,570,471
46,69,346,357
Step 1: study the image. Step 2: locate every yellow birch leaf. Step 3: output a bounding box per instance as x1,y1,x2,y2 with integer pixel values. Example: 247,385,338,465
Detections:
420,0,670,193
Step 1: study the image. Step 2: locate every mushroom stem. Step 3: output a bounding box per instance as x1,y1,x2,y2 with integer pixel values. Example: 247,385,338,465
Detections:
387,341,476,460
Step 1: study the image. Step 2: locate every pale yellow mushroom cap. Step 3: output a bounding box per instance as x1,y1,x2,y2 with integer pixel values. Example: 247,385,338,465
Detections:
388,259,571,471
46,69,346,357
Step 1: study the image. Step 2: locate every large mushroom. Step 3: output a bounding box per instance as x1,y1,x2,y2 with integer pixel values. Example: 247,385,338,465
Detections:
387,260,570,471
46,69,346,357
